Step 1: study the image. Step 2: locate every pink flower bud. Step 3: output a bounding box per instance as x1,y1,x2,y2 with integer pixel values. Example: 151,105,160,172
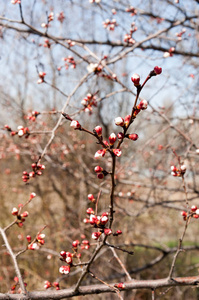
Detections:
117,132,124,140
59,265,70,274
18,129,24,137
137,99,148,110
128,134,138,141
83,218,90,224
154,66,162,75
44,281,51,289
191,205,197,211
30,192,36,199
100,215,108,225
115,282,125,289
131,73,140,86
60,251,67,259
171,166,177,172
94,126,102,136
181,211,187,217
97,173,104,179
65,256,73,264
109,133,117,145
171,171,177,177
94,149,106,159
29,171,36,178
87,207,95,215
90,214,98,225
92,231,102,240
113,149,122,157
37,233,45,240
116,230,122,235
28,242,39,250
21,211,29,218
94,166,103,173
114,117,124,126
124,115,131,127
72,240,80,248
70,120,81,129
88,194,95,202
26,235,31,243
180,165,186,172
12,207,18,216
104,228,112,235
196,209,199,215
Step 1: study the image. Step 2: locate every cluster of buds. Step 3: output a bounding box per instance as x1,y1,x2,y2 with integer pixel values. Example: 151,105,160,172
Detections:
48,12,54,22
87,63,103,74
103,19,118,31
10,277,27,294
124,23,137,44
12,206,29,227
43,39,51,48
66,39,75,47
163,47,175,58
171,165,186,177
44,281,60,290
125,6,137,16
181,205,199,221
11,193,36,227
22,163,45,182
37,72,46,84
84,210,109,227
28,233,46,250
63,56,76,69
176,28,186,39
41,12,54,28
59,244,82,275
57,11,65,23
26,111,40,122
81,93,97,113
94,165,108,179
4,125,30,138
72,239,90,251
132,99,148,118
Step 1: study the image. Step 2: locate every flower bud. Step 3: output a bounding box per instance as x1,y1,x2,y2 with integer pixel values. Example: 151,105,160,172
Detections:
94,149,106,159
128,133,138,141
104,228,112,235
137,99,148,110
109,133,117,145
86,207,94,215
113,149,122,157
88,194,95,202
94,166,103,173
97,173,104,179
114,117,124,127
92,231,102,240
26,235,31,243
131,73,140,86
124,115,131,127
12,207,18,216
59,265,70,274
70,120,81,129
94,126,102,136
72,240,79,248
117,132,124,140
154,66,162,75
